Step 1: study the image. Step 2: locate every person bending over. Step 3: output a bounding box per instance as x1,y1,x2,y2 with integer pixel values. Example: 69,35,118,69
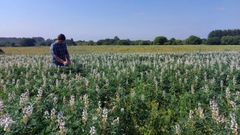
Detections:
50,34,71,67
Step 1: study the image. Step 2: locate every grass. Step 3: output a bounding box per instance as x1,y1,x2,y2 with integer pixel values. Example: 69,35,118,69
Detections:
1,45,240,55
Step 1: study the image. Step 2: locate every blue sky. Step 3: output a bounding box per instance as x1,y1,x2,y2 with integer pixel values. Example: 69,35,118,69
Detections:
0,0,240,41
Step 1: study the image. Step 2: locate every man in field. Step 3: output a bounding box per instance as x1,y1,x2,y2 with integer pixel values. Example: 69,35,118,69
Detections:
50,34,71,67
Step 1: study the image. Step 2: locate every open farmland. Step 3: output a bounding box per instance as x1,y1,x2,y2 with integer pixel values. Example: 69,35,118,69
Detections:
0,53,240,134
2,45,240,55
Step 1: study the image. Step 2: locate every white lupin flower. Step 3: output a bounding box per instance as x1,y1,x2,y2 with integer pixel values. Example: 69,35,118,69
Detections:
175,124,181,135
22,105,33,117
69,95,75,111
102,108,108,124
89,126,96,135
22,105,33,124
53,96,58,105
19,90,29,107
0,115,15,132
191,84,195,94
44,110,50,119
204,84,209,93
197,103,204,119
229,100,236,109
209,99,225,124
230,112,238,135
121,108,124,113
220,80,224,91
36,88,43,103
83,94,89,109
189,110,194,120
233,76,237,87
51,108,56,120
0,101,3,113
82,109,88,124
57,112,66,135
112,117,119,125
225,87,231,100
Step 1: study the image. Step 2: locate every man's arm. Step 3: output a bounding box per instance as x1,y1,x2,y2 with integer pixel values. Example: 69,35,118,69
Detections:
65,44,71,62
55,55,65,64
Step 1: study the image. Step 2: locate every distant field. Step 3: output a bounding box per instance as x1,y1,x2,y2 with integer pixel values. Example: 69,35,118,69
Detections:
1,45,240,55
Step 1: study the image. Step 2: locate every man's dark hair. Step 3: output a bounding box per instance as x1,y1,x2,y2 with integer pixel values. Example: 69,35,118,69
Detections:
57,34,66,41
0,49,4,55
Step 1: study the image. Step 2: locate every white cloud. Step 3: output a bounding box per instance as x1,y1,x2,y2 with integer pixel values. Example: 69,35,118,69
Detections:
216,7,225,11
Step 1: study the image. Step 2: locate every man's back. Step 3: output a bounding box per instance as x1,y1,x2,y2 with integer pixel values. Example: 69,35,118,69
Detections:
50,34,71,67
50,42,68,66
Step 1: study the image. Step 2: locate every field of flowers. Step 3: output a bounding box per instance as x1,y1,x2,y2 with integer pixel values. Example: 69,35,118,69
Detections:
0,53,240,134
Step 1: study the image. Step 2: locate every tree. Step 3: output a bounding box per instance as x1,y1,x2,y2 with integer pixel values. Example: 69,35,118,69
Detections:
88,40,95,45
114,36,120,41
96,40,105,45
154,36,168,45
201,38,208,44
19,38,36,46
45,39,54,46
113,36,120,44
221,36,240,45
66,38,77,46
175,40,183,45
117,40,131,45
207,37,221,45
138,40,152,45
32,37,45,46
185,35,202,45
208,29,240,39
168,38,177,45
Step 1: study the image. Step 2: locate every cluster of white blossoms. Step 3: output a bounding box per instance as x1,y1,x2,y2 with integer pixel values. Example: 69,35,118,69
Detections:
230,113,238,135
0,115,14,132
89,126,96,135
57,112,66,135
19,90,29,107
1,53,240,134
69,95,75,111
209,99,225,124
22,105,33,125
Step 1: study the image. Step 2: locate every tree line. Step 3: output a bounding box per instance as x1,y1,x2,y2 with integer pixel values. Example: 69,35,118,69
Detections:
0,37,76,47
0,29,240,47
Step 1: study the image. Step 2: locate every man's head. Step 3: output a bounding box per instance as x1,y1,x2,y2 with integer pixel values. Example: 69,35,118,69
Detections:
57,34,66,43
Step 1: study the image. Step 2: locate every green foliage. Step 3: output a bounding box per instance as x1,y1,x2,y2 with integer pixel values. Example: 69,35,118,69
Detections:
117,40,131,45
208,29,240,39
0,53,240,134
207,37,221,45
153,36,168,45
19,38,36,46
208,29,240,45
221,36,240,45
185,35,202,45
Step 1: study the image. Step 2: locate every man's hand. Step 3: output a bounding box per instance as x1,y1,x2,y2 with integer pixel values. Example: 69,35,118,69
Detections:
63,61,68,66
63,60,71,66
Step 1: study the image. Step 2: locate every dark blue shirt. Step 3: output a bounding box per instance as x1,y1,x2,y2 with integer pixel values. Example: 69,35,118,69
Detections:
50,42,70,66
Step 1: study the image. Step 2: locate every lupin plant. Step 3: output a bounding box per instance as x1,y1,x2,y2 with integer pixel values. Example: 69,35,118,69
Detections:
0,53,240,134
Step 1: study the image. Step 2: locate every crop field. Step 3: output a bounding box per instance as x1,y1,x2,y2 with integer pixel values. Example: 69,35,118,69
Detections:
2,45,240,55
0,52,240,134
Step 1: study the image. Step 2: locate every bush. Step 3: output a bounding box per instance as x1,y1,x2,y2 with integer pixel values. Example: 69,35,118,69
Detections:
154,36,168,45
117,40,131,45
207,37,221,45
221,36,240,45
19,38,36,46
185,35,202,45
208,29,240,39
